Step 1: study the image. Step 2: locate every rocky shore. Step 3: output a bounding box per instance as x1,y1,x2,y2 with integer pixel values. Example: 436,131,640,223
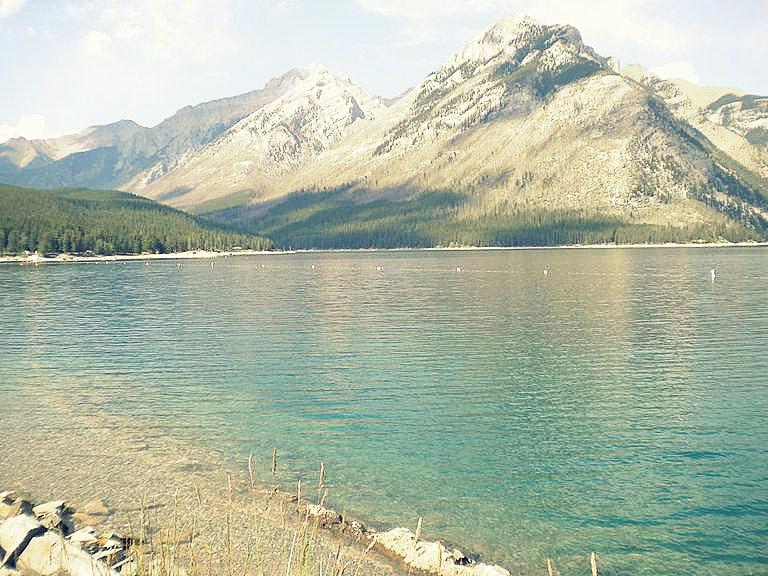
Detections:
0,390,519,576
0,485,511,576
0,492,130,576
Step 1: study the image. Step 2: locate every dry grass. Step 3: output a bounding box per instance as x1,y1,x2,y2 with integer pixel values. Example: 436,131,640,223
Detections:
123,454,384,576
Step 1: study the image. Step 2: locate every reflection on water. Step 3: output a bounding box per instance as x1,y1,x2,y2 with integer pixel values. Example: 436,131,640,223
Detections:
1,248,767,575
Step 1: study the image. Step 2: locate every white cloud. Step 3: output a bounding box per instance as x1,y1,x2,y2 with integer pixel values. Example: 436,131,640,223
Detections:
99,0,236,61
356,0,493,19
277,0,301,13
650,61,701,84
81,30,112,56
0,115,58,142
354,0,692,52
0,0,26,18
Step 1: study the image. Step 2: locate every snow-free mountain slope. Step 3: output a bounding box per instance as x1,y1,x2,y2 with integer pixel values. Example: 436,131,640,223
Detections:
138,65,385,209
2,14,767,247
208,15,767,247
623,65,768,180
0,74,306,189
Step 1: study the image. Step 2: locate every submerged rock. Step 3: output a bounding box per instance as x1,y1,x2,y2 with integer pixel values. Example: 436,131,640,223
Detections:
82,500,110,516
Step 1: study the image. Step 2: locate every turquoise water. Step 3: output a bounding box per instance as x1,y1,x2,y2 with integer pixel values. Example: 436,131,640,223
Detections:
1,248,767,575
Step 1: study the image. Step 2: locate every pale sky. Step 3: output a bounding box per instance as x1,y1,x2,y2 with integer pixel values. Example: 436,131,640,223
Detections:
1,0,766,141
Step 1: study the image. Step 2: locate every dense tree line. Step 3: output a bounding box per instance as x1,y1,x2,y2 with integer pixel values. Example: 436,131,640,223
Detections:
0,184,272,255
248,188,767,250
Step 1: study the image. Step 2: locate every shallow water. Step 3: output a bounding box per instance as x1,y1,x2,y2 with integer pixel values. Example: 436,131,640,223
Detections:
1,248,767,575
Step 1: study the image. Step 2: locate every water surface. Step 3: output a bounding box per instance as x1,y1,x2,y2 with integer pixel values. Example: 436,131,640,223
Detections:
1,248,767,575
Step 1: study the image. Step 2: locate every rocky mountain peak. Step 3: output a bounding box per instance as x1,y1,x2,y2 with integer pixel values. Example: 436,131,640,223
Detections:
443,14,596,73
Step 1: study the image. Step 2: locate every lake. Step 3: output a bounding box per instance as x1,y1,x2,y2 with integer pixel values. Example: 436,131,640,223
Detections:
1,248,766,575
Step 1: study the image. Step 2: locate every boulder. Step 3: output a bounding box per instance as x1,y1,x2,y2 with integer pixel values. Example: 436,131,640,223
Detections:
372,527,511,576
0,514,45,565
0,496,32,521
68,527,99,554
305,503,343,527
38,511,63,530
93,534,128,567
32,501,66,518
17,532,118,576
32,501,71,534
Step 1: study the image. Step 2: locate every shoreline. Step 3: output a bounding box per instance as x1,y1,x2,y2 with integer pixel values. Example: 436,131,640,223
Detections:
1,240,766,265
0,249,284,265
0,391,513,576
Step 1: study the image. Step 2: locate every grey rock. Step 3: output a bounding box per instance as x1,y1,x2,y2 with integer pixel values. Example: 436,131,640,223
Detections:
0,495,32,521
32,500,66,518
68,527,99,554
17,532,118,576
305,503,343,527
0,514,45,566
372,527,510,576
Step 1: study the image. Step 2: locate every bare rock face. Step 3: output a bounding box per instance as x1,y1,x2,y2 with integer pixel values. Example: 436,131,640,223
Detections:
139,65,385,209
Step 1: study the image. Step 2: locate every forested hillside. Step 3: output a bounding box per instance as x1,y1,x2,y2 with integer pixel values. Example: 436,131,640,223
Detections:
214,187,766,249
0,184,271,255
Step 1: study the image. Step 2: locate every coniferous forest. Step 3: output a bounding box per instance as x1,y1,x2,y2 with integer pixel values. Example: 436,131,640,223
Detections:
0,184,272,255
215,188,768,249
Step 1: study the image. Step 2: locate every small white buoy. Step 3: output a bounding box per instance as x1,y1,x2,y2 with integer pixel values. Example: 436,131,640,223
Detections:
311,264,316,270
710,268,716,282
376,265,382,271
456,266,462,272
211,261,214,268
543,269,549,277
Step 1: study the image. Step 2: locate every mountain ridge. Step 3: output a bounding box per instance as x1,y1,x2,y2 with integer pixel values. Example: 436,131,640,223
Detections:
2,14,767,247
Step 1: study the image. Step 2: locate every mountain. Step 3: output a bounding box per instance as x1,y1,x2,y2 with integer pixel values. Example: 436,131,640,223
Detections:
0,183,271,255
0,71,312,190
136,64,385,210
623,64,768,180
3,15,768,248
201,16,768,247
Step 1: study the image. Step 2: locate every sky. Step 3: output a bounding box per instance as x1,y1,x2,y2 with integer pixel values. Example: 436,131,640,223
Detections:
1,0,766,141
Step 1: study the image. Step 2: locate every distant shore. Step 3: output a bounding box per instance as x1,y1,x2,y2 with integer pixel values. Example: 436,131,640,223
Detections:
0,248,283,265
1,240,766,266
